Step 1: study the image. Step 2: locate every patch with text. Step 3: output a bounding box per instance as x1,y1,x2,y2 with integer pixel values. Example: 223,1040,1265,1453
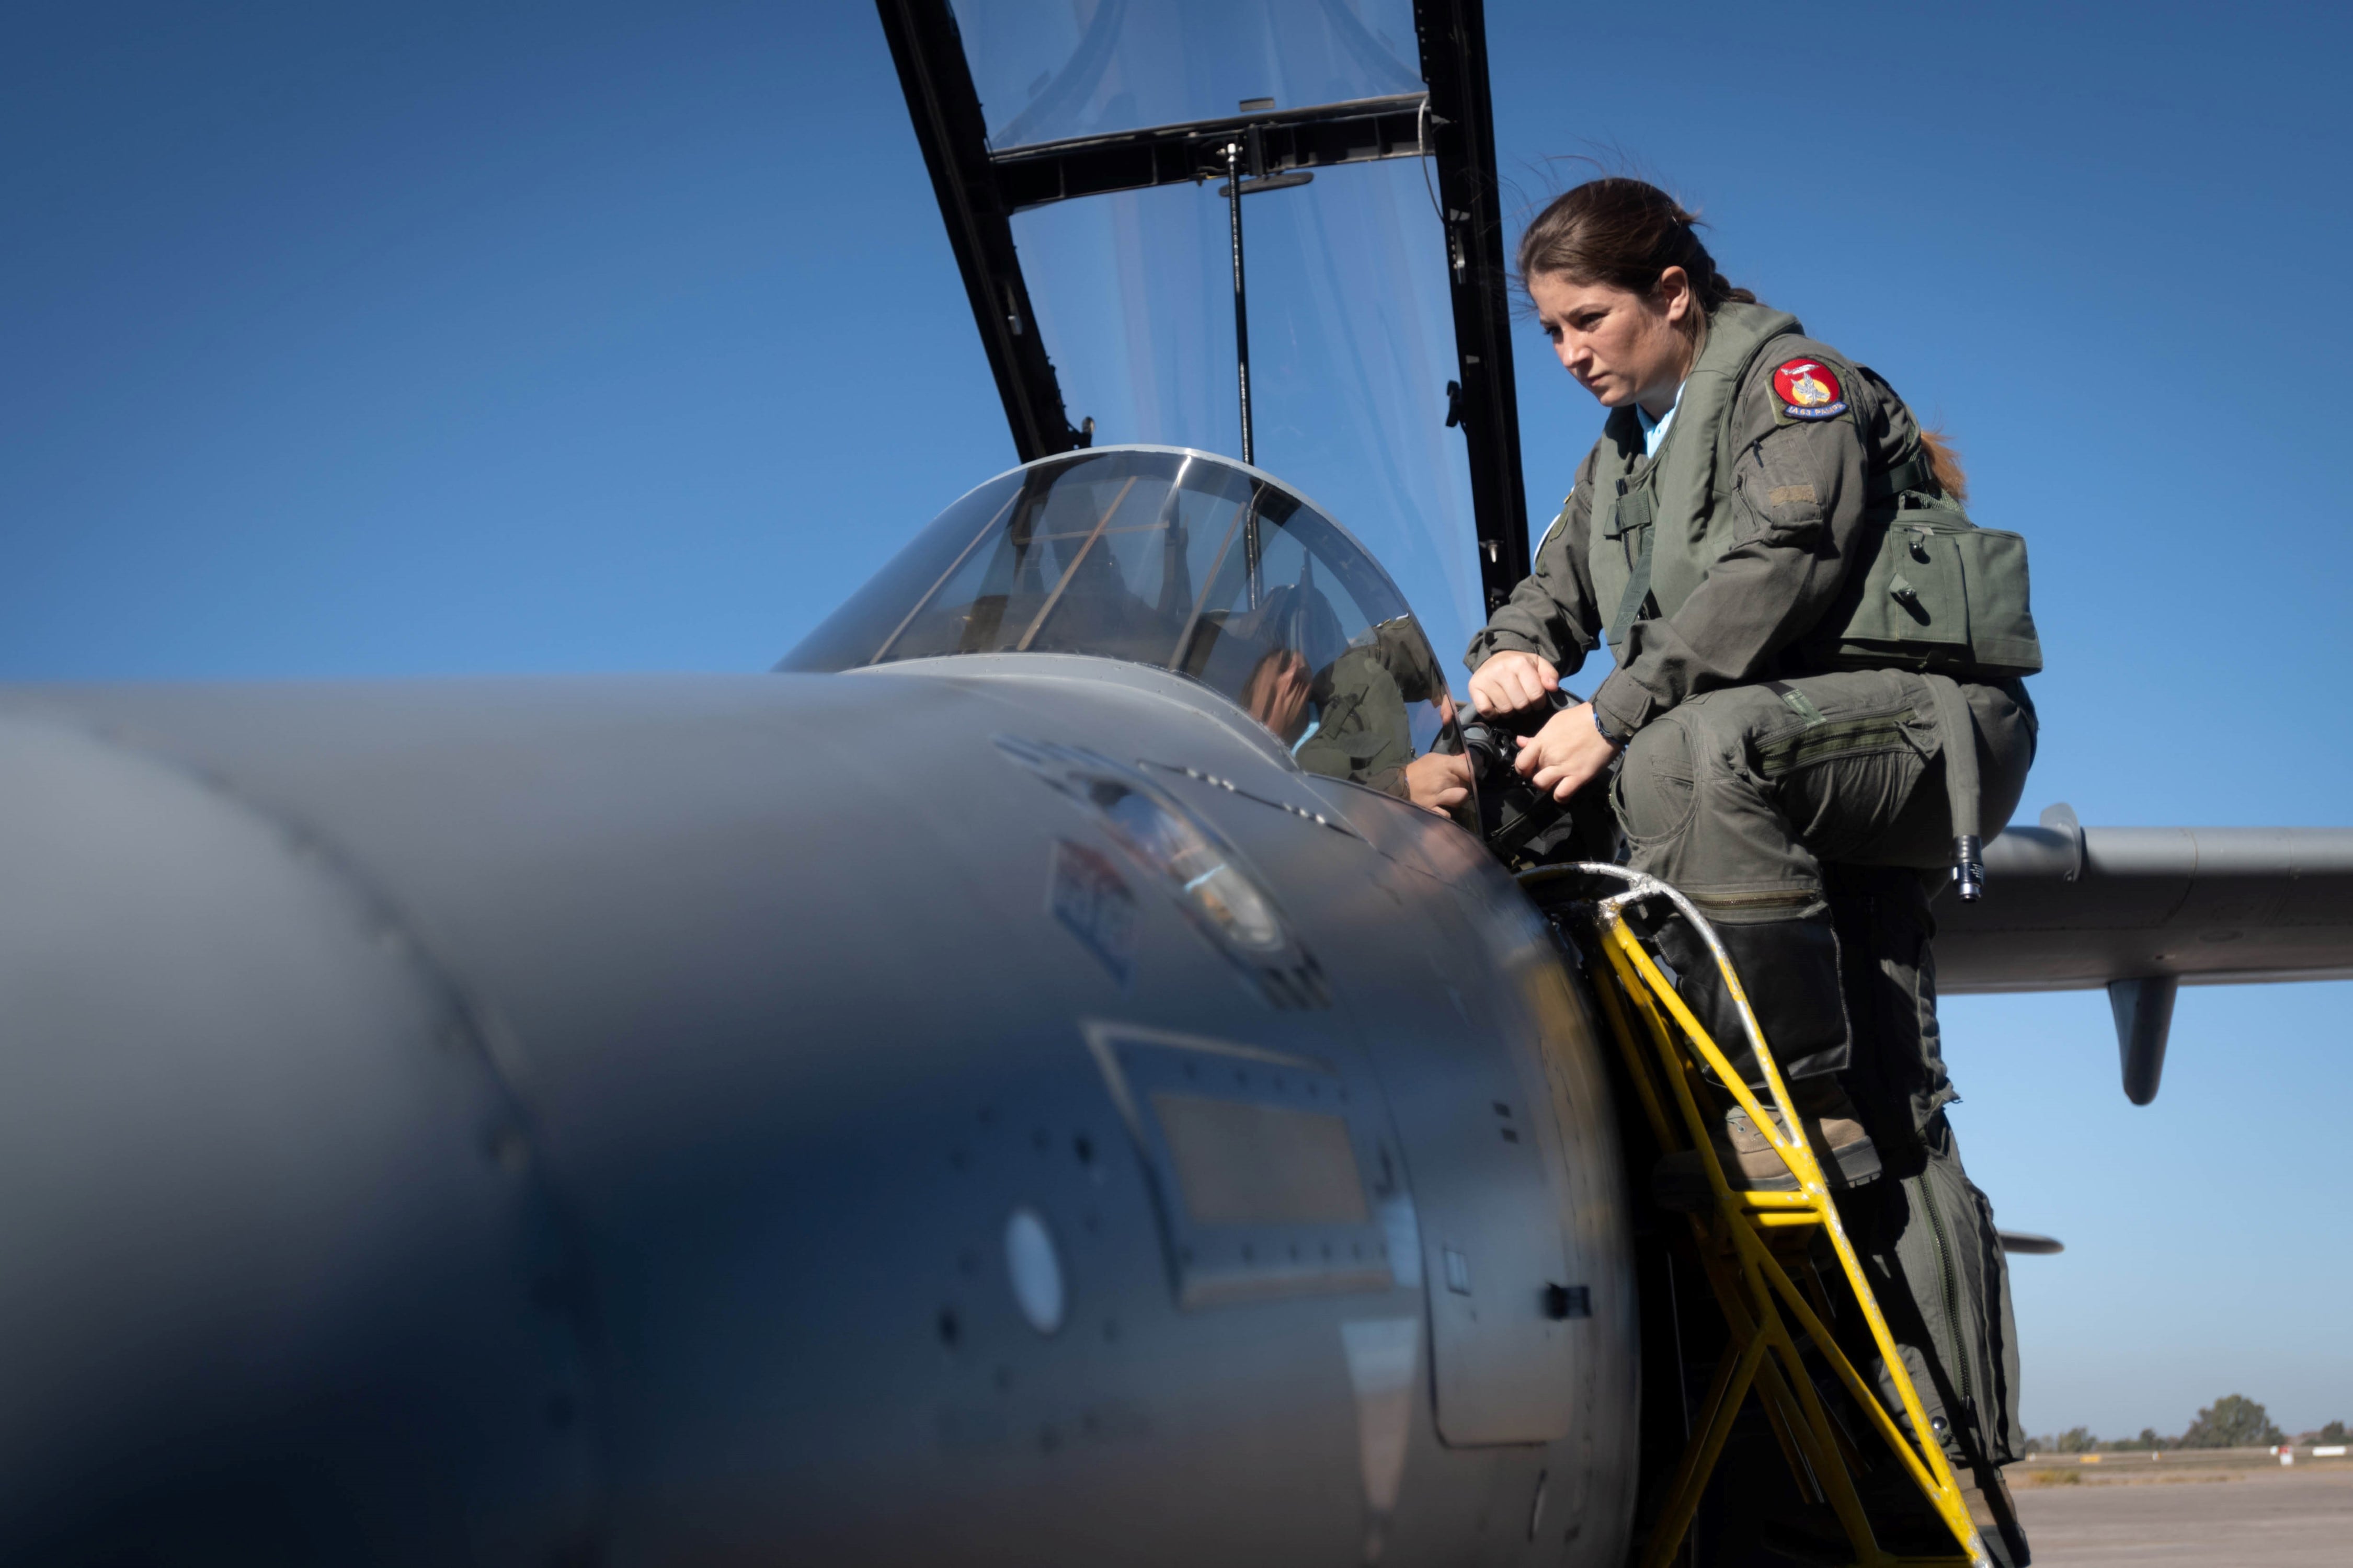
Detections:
1772,358,1848,420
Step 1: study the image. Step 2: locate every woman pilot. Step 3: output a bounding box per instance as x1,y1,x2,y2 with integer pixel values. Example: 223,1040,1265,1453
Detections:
1465,177,2037,1564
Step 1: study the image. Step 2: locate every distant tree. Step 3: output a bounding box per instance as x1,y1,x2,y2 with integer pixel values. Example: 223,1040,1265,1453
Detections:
2023,1436,2044,1455
2108,1427,2169,1451
2320,1420,2348,1445
2179,1395,2283,1449
2053,1426,2099,1453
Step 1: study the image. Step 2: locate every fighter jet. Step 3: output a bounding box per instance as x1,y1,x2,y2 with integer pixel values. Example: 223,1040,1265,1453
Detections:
3,3,2348,1564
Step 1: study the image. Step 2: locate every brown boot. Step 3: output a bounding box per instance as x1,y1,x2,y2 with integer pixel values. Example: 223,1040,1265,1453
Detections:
1652,1079,1881,1211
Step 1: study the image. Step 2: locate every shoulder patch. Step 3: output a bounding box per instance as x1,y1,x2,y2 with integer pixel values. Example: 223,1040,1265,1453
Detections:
1772,358,1848,421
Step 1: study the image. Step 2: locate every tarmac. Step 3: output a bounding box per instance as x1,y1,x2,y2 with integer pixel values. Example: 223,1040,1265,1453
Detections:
2008,1459,2353,1566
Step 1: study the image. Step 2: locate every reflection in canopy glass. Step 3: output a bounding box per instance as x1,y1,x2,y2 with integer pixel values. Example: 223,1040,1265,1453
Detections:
951,0,1423,149
780,448,1457,803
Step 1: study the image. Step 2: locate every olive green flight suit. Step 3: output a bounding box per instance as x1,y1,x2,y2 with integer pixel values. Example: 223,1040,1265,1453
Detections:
1468,303,2036,1548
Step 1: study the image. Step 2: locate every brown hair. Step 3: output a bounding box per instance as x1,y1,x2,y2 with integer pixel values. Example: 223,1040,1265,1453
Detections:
1516,178,1755,323
1524,178,1970,496
1918,428,1969,502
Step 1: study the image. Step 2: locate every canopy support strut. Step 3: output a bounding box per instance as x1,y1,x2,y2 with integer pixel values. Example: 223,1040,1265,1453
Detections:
1225,140,1253,467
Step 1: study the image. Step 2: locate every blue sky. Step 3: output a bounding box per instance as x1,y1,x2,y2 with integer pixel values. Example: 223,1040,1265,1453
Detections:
6,2,2348,1436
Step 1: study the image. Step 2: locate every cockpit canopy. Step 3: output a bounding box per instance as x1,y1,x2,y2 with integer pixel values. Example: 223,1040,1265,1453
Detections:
781,447,1455,798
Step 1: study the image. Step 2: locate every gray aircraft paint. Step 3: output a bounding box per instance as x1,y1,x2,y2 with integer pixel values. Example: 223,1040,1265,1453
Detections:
0,658,1639,1566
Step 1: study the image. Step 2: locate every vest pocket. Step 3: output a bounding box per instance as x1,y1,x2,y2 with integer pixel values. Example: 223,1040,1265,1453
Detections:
1953,526,2041,674
1846,516,1970,658
1806,502,2042,678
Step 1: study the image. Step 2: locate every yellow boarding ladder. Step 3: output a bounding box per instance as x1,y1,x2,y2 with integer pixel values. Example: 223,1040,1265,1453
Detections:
1523,863,1989,1568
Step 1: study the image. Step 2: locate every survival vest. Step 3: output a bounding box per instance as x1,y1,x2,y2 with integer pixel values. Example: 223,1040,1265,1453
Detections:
1587,302,2042,682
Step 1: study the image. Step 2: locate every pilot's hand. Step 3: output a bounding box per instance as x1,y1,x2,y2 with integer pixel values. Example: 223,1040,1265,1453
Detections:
1468,650,1559,716
1514,701,1620,802
1403,750,1474,816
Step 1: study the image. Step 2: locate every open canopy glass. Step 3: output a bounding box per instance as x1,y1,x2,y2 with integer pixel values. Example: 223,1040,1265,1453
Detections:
878,1,1528,698
1008,155,1484,689
950,0,1425,150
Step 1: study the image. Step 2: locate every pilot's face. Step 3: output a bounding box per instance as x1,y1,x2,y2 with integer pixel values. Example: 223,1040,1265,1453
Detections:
1241,648,1314,745
1528,268,1695,416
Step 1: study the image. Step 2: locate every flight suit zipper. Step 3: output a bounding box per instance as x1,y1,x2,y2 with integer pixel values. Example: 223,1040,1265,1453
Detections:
1754,711,1917,777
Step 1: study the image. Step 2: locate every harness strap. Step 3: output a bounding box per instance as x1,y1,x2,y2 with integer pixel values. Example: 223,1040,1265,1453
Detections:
1920,672,1984,900
1864,449,1934,502
1605,479,1659,649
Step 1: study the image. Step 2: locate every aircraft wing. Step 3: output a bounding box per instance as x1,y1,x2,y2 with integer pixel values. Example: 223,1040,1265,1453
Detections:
1934,804,2353,1101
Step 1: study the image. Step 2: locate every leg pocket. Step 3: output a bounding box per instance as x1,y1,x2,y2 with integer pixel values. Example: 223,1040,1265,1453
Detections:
1752,706,1929,781
1757,707,1937,866
1612,715,1696,845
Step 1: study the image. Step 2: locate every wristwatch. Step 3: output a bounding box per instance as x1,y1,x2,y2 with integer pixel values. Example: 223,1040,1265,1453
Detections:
1591,706,1628,748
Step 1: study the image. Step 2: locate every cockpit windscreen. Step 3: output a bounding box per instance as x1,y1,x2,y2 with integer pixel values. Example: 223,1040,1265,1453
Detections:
781,447,1456,800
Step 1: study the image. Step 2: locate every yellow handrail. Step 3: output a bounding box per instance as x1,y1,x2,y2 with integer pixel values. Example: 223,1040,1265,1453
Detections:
1528,864,1990,1568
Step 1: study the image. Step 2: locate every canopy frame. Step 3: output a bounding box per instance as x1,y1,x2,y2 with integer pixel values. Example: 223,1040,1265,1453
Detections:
874,0,1532,611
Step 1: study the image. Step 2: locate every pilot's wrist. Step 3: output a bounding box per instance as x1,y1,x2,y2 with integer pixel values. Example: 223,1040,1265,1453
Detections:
1590,705,1627,749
